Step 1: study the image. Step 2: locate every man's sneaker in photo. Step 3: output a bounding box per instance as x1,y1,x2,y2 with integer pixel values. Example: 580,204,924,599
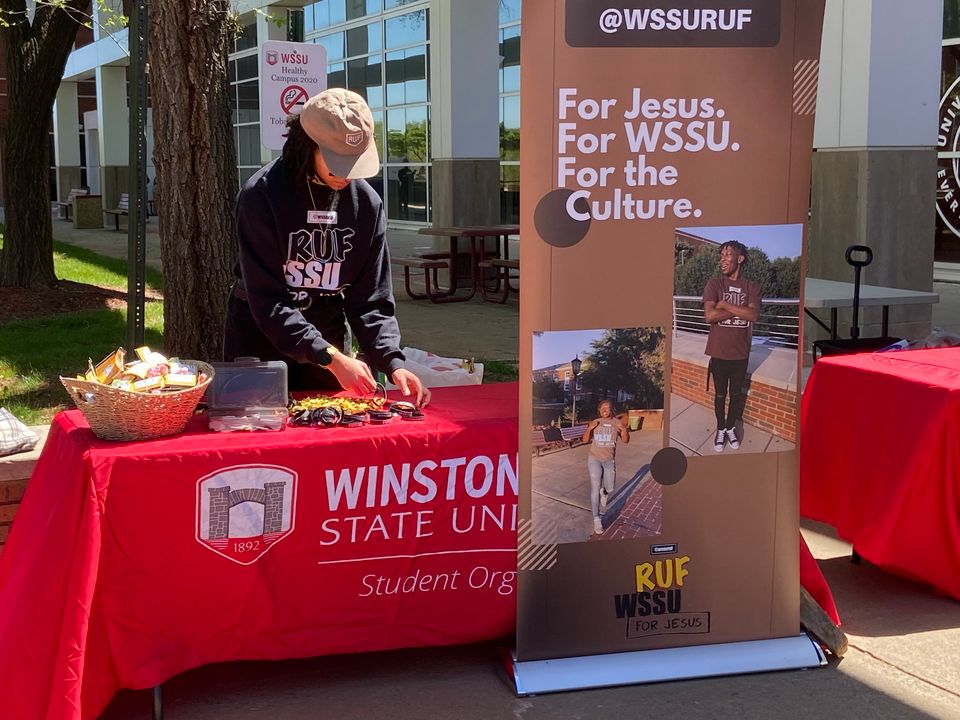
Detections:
725,427,741,450
714,428,726,452
593,517,604,535
599,490,608,512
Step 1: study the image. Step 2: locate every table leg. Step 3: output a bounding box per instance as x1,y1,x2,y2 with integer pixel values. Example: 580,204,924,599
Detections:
830,308,838,340
428,236,477,303
803,308,833,337
153,685,164,720
882,306,889,337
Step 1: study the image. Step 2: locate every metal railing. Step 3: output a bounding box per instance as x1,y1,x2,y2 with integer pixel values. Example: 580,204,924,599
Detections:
672,296,801,348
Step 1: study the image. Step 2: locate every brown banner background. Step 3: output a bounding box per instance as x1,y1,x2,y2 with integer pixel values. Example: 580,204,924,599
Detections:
518,0,825,661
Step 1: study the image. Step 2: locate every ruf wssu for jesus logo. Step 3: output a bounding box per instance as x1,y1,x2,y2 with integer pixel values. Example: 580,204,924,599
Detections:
196,464,298,565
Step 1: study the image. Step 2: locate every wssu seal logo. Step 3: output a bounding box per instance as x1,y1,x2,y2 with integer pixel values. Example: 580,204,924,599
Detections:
196,464,298,565
937,76,960,238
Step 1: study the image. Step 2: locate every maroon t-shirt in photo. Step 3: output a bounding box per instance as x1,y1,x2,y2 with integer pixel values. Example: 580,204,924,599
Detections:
702,276,762,360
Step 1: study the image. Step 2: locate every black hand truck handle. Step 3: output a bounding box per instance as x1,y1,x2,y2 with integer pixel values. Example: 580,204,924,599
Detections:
844,245,871,339
845,245,873,268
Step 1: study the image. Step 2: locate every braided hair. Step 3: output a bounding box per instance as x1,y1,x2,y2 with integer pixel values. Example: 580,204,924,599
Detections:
719,240,749,268
280,114,318,181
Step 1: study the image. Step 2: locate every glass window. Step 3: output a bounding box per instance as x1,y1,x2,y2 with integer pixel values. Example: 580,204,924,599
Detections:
235,21,257,52
371,109,384,158
314,0,346,29
500,164,520,224
234,55,258,82
346,0,382,22
347,22,382,56
386,106,428,164
239,167,258,187
348,55,384,108
387,164,427,222
315,32,345,62
327,62,347,89
947,0,960,38
237,125,261,167
304,4,315,33
237,81,259,124
385,11,427,49
500,26,520,94
367,167,385,202
500,0,522,25
500,95,520,161
385,46,427,105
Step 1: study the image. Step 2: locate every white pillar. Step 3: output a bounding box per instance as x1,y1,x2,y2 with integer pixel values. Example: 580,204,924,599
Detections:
809,0,943,341
429,0,500,226
815,0,941,148
53,82,82,202
95,65,129,209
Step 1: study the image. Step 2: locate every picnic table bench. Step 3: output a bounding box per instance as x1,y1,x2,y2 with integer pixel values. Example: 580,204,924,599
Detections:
104,193,129,231
393,253,453,302
478,257,519,303
57,188,89,221
532,424,588,455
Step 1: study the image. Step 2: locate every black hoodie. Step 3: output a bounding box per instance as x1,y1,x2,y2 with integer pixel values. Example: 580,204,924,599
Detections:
233,157,404,376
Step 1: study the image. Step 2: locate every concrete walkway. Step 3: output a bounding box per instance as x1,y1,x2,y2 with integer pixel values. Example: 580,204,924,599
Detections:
670,393,795,455
531,429,663,544
99,517,960,719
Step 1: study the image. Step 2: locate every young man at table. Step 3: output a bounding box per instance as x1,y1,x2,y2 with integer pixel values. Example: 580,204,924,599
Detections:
702,241,761,452
224,88,429,406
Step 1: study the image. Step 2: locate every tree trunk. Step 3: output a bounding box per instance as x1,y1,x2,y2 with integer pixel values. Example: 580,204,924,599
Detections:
149,0,237,361
0,1,89,288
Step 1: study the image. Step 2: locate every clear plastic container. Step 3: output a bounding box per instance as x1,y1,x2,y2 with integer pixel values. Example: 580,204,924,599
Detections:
207,358,288,432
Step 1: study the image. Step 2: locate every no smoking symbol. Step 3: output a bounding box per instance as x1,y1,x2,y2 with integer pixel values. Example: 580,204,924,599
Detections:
280,85,309,114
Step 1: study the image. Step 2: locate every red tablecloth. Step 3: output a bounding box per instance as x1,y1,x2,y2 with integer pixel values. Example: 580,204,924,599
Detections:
801,347,960,600
0,384,520,720
0,380,837,719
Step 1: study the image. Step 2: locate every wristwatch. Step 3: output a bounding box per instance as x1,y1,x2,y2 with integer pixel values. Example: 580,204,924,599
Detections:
317,346,339,367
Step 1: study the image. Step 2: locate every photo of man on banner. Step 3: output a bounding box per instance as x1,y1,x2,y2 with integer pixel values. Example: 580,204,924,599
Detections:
702,241,761,452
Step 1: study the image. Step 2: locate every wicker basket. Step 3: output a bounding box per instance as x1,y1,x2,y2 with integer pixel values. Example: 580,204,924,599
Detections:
60,361,214,441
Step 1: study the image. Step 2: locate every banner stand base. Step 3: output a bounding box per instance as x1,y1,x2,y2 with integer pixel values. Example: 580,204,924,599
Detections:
508,634,826,696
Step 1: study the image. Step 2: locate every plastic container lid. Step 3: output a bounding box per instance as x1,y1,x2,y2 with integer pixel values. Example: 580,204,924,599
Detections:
208,358,288,411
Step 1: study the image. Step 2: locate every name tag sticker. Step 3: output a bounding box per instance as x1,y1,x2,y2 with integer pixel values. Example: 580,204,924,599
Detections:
729,286,741,293
307,210,338,224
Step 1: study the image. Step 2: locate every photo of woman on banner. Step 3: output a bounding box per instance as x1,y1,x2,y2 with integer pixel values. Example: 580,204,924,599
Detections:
224,88,428,406
702,241,761,452
582,399,629,535
531,328,664,544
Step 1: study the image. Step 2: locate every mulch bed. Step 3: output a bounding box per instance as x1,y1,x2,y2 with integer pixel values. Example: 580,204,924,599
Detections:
0,281,160,325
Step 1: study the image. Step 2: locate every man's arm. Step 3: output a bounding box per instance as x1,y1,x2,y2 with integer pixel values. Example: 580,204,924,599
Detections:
716,299,760,323
704,301,735,323
702,278,734,323
618,415,630,444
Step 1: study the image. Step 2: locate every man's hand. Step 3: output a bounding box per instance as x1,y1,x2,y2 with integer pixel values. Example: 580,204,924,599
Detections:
391,368,431,407
326,353,377,396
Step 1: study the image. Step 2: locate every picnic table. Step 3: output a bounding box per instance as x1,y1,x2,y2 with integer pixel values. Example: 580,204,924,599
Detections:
394,224,519,303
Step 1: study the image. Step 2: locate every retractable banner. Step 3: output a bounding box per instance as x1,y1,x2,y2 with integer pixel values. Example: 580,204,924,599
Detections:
518,0,825,669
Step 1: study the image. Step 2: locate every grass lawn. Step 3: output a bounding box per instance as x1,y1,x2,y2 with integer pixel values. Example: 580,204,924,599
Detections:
0,239,165,424
0,237,516,426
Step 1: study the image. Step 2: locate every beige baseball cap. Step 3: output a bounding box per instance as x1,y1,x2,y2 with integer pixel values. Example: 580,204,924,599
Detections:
299,88,380,179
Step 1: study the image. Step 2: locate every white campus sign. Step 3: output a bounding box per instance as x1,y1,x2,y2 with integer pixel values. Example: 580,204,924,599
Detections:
260,40,327,150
